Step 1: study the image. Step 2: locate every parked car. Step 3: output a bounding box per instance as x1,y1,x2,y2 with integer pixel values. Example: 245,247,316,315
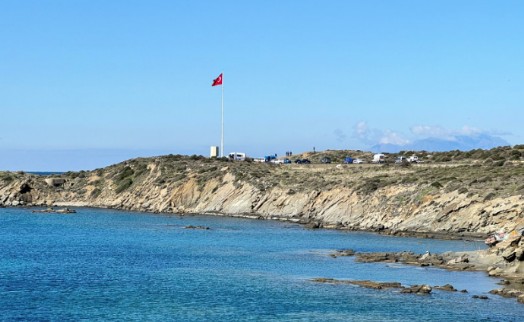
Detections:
295,159,311,164
273,158,292,164
395,156,408,164
320,157,332,164
344,157,354,164
352,158,364,164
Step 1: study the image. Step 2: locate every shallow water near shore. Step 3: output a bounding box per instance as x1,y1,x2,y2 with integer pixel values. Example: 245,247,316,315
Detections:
1,207,523,321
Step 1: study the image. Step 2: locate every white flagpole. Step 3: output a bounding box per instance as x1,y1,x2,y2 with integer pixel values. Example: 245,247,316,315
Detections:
220,72,224,157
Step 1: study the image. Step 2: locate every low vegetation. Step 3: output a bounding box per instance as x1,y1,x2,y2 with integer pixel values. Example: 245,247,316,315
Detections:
3,146,522,203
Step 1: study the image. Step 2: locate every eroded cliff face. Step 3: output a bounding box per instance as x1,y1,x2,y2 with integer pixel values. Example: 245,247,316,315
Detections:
1,157,523,237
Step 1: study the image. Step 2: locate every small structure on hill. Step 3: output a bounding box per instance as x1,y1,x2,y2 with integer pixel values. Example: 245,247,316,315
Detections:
210,146,219,158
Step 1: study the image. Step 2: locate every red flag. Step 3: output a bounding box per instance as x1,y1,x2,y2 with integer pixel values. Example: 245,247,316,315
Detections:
212,73,223,86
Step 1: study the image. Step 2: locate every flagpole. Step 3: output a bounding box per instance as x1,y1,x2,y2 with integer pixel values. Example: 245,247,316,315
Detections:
220,72,224,157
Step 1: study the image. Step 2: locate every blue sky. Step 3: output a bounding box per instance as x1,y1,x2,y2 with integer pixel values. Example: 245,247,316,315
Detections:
1,1,523,171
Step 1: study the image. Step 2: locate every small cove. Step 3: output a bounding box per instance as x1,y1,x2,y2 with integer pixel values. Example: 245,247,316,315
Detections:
1,207,523,321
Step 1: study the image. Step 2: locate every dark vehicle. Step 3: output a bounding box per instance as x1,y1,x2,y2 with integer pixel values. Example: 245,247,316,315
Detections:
295,159,311,164
283,158,292,164
320,157,332,164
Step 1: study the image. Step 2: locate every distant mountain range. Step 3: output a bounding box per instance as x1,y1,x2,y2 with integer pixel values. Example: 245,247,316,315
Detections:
371,133,509,153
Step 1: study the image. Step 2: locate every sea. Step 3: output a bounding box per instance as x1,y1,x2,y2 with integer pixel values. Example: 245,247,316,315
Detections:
1,207,523,321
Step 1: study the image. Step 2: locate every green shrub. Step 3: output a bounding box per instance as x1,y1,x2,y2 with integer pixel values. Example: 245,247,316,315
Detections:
115,177,133,194
358,179,381,194
90,188,102,198
431,181,443,188
115,166,134,181
483,192,496,201
401,176,418,184
134,164,148,177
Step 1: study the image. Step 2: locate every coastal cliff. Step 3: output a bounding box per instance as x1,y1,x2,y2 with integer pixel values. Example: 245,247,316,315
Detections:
1,151,524,293
2,153,523,236
0,152,524,236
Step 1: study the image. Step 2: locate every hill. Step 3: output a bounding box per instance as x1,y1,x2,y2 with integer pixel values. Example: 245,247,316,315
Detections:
2,146,524,297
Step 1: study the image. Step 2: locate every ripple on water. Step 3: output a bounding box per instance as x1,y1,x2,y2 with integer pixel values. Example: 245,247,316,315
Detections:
0,207,523,321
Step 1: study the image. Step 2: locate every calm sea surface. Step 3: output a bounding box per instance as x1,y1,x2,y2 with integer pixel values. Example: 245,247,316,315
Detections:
1,207,523,321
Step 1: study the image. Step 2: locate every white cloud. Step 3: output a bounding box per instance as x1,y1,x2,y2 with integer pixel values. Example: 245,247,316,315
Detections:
354,122,509,152
379,130,410,146
410,125,486,141
352,121,383,145
410,125,455,140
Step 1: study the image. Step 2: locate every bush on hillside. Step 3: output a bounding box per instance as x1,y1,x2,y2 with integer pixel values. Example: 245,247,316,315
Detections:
115,177,133,194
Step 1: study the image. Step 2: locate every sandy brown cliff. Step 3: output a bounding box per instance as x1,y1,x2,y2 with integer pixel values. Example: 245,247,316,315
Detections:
1,154,523,235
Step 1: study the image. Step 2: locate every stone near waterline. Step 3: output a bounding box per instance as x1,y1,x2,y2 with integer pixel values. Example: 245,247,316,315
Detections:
419,252,431,261
446,254,469,265
400,284,432,294
305,221,321,229
330,249,355,258
310,278,402,290
488,267,504,277
350,280,402,290
355,252,393,263
435,284,457,292
490,288,524,299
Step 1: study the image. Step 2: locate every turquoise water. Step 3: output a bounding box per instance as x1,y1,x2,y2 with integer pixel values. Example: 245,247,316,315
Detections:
1,207,523,321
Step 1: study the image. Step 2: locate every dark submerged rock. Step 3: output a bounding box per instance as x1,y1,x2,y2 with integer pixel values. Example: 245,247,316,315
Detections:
184,225,210,230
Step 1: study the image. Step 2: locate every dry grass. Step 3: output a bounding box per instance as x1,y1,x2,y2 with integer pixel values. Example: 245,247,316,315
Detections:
31,146,524,201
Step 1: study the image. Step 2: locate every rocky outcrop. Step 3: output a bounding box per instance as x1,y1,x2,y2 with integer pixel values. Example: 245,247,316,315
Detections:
351,245,524,303
400,284,432,294
330,249,355,258
310,278,432,295
434,284,458,292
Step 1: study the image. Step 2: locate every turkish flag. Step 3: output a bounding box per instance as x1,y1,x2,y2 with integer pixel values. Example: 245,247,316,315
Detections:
212,73,223,86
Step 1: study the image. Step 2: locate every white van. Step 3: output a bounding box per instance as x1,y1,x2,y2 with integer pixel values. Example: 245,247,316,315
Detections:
228,152,246,161
372,154,386,163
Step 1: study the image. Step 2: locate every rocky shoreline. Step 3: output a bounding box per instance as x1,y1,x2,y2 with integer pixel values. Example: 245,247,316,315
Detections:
1,154,524,302
311,277,496,300
327,243,524,304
